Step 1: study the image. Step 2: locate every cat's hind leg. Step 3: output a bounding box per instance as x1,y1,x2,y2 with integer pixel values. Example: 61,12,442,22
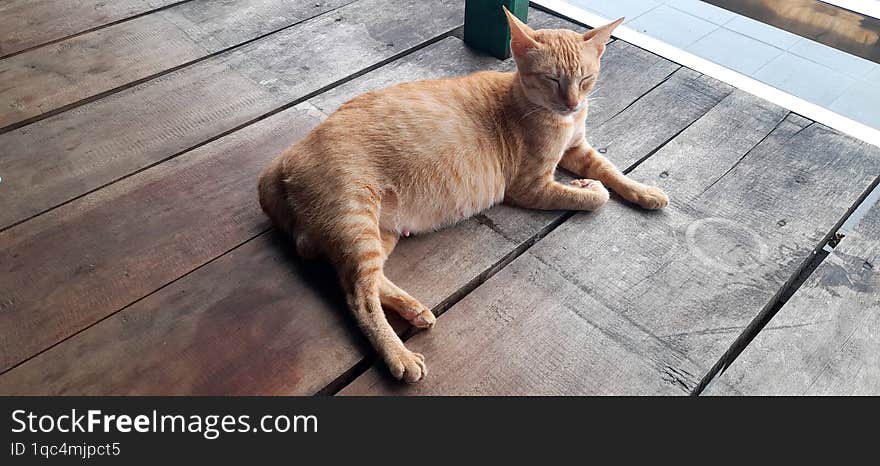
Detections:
380,277,436,329
326,196,427,383
374,230,437,329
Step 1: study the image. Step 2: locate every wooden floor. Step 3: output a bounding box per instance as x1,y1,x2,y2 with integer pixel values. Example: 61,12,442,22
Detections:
1,0,878,395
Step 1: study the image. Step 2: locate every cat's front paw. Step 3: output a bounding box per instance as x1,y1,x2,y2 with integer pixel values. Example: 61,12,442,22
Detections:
571,178,610,209
570,178,601,189
384,346,427,383
635,186,669,209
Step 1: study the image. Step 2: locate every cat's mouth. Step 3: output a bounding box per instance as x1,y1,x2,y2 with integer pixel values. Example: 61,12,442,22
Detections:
553,102,585,116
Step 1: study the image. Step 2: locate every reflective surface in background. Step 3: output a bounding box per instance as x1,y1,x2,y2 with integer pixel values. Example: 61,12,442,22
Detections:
703,0,880,63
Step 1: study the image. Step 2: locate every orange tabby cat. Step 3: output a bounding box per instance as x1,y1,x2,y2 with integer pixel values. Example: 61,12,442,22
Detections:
258,9,668,383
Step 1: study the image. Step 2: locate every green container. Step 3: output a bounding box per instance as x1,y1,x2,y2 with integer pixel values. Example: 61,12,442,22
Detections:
463,0,529,59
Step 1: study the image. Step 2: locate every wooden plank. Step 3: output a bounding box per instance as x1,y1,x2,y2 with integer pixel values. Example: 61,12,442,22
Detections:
0,0,182,58
0,0,355,131
0,226,516,395
707,196,880,395
586,70,730,170
344,89,880,395
0,0,464,231
0,11,689,392
341,252,698,395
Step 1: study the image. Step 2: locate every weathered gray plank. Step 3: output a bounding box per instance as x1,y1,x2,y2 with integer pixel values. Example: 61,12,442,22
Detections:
0,0,181,58
345,88,880,395
0,0,463,231
707,195,880,395
0,0,353,130
587,70,730,170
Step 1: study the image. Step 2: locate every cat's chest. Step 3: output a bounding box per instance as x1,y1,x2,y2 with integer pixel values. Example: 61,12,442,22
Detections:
541,118,586,161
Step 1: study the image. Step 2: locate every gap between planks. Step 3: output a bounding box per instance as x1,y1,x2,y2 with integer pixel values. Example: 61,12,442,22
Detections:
692,171,880,395
0,0,361,135
0,0,194,60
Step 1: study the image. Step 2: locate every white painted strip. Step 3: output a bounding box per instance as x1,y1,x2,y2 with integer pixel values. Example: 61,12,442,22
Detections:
533,0,880,148
819,0,880,20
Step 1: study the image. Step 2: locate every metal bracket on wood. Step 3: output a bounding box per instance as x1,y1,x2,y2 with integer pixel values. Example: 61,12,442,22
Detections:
463,0,529,59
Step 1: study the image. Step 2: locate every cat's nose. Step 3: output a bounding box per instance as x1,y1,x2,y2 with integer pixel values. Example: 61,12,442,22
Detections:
565,99,579,111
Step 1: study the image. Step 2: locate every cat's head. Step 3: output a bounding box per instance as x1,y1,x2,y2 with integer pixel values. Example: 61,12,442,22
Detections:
503,7,623,115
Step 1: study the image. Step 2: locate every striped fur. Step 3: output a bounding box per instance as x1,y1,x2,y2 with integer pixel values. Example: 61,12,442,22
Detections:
257,10,668,383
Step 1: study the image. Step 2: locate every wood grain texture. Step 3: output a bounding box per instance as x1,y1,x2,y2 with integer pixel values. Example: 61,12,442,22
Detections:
340,252,696,395
0,223,517,395
587,69,731,170
0,0,464,231
346,88,880,395
0,107,319,375
0,0,353,131
707,197,880,395
0,0,181,57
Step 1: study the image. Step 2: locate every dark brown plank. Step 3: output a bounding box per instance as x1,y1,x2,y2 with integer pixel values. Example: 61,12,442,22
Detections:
0,0,354,131
344,89,880,395
0,225,516,395
707,194,880,395
0,0,182,58
344,252,694,395
0,0,464,231
0,13,688,392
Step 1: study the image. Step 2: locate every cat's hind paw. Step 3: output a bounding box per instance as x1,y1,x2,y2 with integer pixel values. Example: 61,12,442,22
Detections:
385,347,427,383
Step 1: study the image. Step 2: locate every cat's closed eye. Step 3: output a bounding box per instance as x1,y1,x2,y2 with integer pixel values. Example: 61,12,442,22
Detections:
580,75,595,89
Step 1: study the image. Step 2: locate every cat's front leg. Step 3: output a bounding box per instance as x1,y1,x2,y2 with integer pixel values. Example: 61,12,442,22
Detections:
506,172,609,211
559,142,669,209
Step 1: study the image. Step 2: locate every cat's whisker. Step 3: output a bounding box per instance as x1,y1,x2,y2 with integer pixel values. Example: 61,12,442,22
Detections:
587,89,605,103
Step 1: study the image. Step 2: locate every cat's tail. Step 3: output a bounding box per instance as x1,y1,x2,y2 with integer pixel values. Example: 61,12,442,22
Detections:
258,156,298,237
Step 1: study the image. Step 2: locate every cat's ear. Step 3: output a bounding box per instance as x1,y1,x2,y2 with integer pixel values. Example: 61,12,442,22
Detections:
582,17,624,57
503,6,538,56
